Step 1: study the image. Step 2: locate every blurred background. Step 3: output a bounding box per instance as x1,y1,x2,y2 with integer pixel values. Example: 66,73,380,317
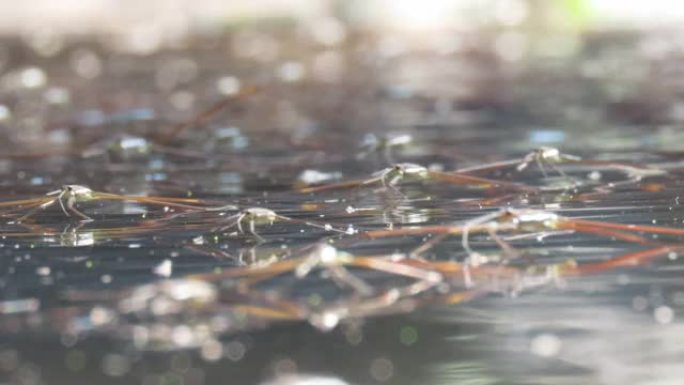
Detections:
3,0,684,34
2,0,684,149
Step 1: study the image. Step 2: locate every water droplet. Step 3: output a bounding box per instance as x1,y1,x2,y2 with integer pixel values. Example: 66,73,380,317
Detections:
217,76,240,95
654,306,675,324
153,259,173,278
20,67,47,88
530,333,562,357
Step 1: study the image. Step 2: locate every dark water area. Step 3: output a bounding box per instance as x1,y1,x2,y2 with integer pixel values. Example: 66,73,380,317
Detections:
0,24,684,385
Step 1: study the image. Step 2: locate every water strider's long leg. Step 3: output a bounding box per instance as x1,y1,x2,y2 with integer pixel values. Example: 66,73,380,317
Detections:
210,212,242,233
351,256,442,283
548,162,570,179
409,233,451,257
326,266,374,295
562,222,658,245
65,196,92,221
232,213,245,233
247,217,266,242
156,85,259,144
487,226,519,258
93,192,211,211
427,170,536,192
1,199,51,220
275,214,350,235
458,158,525,174
56,191,70,216
560,217,684,237
298,177,381,193
17,198,58,222
0,197,55,209
535,156,549,178
569,246,679,275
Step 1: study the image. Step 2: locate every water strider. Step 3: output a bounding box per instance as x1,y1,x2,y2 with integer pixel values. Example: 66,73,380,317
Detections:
0,185,211,222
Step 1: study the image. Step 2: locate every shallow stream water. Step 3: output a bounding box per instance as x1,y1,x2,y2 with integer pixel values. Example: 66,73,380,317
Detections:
0,27,683,385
